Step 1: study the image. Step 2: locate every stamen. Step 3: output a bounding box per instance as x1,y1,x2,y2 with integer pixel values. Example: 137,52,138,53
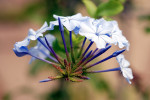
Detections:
58,18,70,62
86,67,120,73
84,49,126,69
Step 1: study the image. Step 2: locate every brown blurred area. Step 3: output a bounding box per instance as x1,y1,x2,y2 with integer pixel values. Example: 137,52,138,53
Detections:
0,0,59,100
0,0,150,100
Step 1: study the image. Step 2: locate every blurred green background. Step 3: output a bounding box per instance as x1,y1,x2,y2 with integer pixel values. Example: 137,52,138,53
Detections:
0,0,150,100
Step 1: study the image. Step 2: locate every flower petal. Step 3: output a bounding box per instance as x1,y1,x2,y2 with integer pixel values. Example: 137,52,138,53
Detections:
29,34,56,63
116,54,133,84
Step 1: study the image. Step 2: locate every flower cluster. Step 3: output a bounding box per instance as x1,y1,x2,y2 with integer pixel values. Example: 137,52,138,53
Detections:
13,13,133,84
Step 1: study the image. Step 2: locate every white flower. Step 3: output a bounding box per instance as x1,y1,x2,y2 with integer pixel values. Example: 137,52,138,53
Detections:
116,54,133,84
50,13,89,34
29,34,56,63
111,21,130,50
79,18,115,49
79,18,129,49
28,22,52,40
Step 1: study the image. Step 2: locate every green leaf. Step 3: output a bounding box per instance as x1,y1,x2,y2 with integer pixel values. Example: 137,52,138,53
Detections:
145,27,150,34
82,0,97,17
64,28,76,41
114,0,126,4
96,0,124,17
103,16,113,21
139,15,150,21
52,39,67,58
2,93,11,100
52,39,66,53
119,0,126,3
72,35,84,46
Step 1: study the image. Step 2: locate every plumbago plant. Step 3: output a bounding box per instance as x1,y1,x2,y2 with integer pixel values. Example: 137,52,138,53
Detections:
13,13,133,84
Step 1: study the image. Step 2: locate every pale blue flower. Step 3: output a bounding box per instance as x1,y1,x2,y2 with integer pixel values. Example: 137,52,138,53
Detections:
13,33,58,64
116,54,133,84
110,21,130,50
79,18,114,49
28,22,52,40
50,13,89,34
79,18,129,49
13,22,51,57
13,21,51,57
29,34,57,63
13,37,30,57
112,32,130,50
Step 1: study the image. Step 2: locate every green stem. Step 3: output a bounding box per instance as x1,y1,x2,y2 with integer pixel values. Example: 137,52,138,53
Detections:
71,47,75,64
